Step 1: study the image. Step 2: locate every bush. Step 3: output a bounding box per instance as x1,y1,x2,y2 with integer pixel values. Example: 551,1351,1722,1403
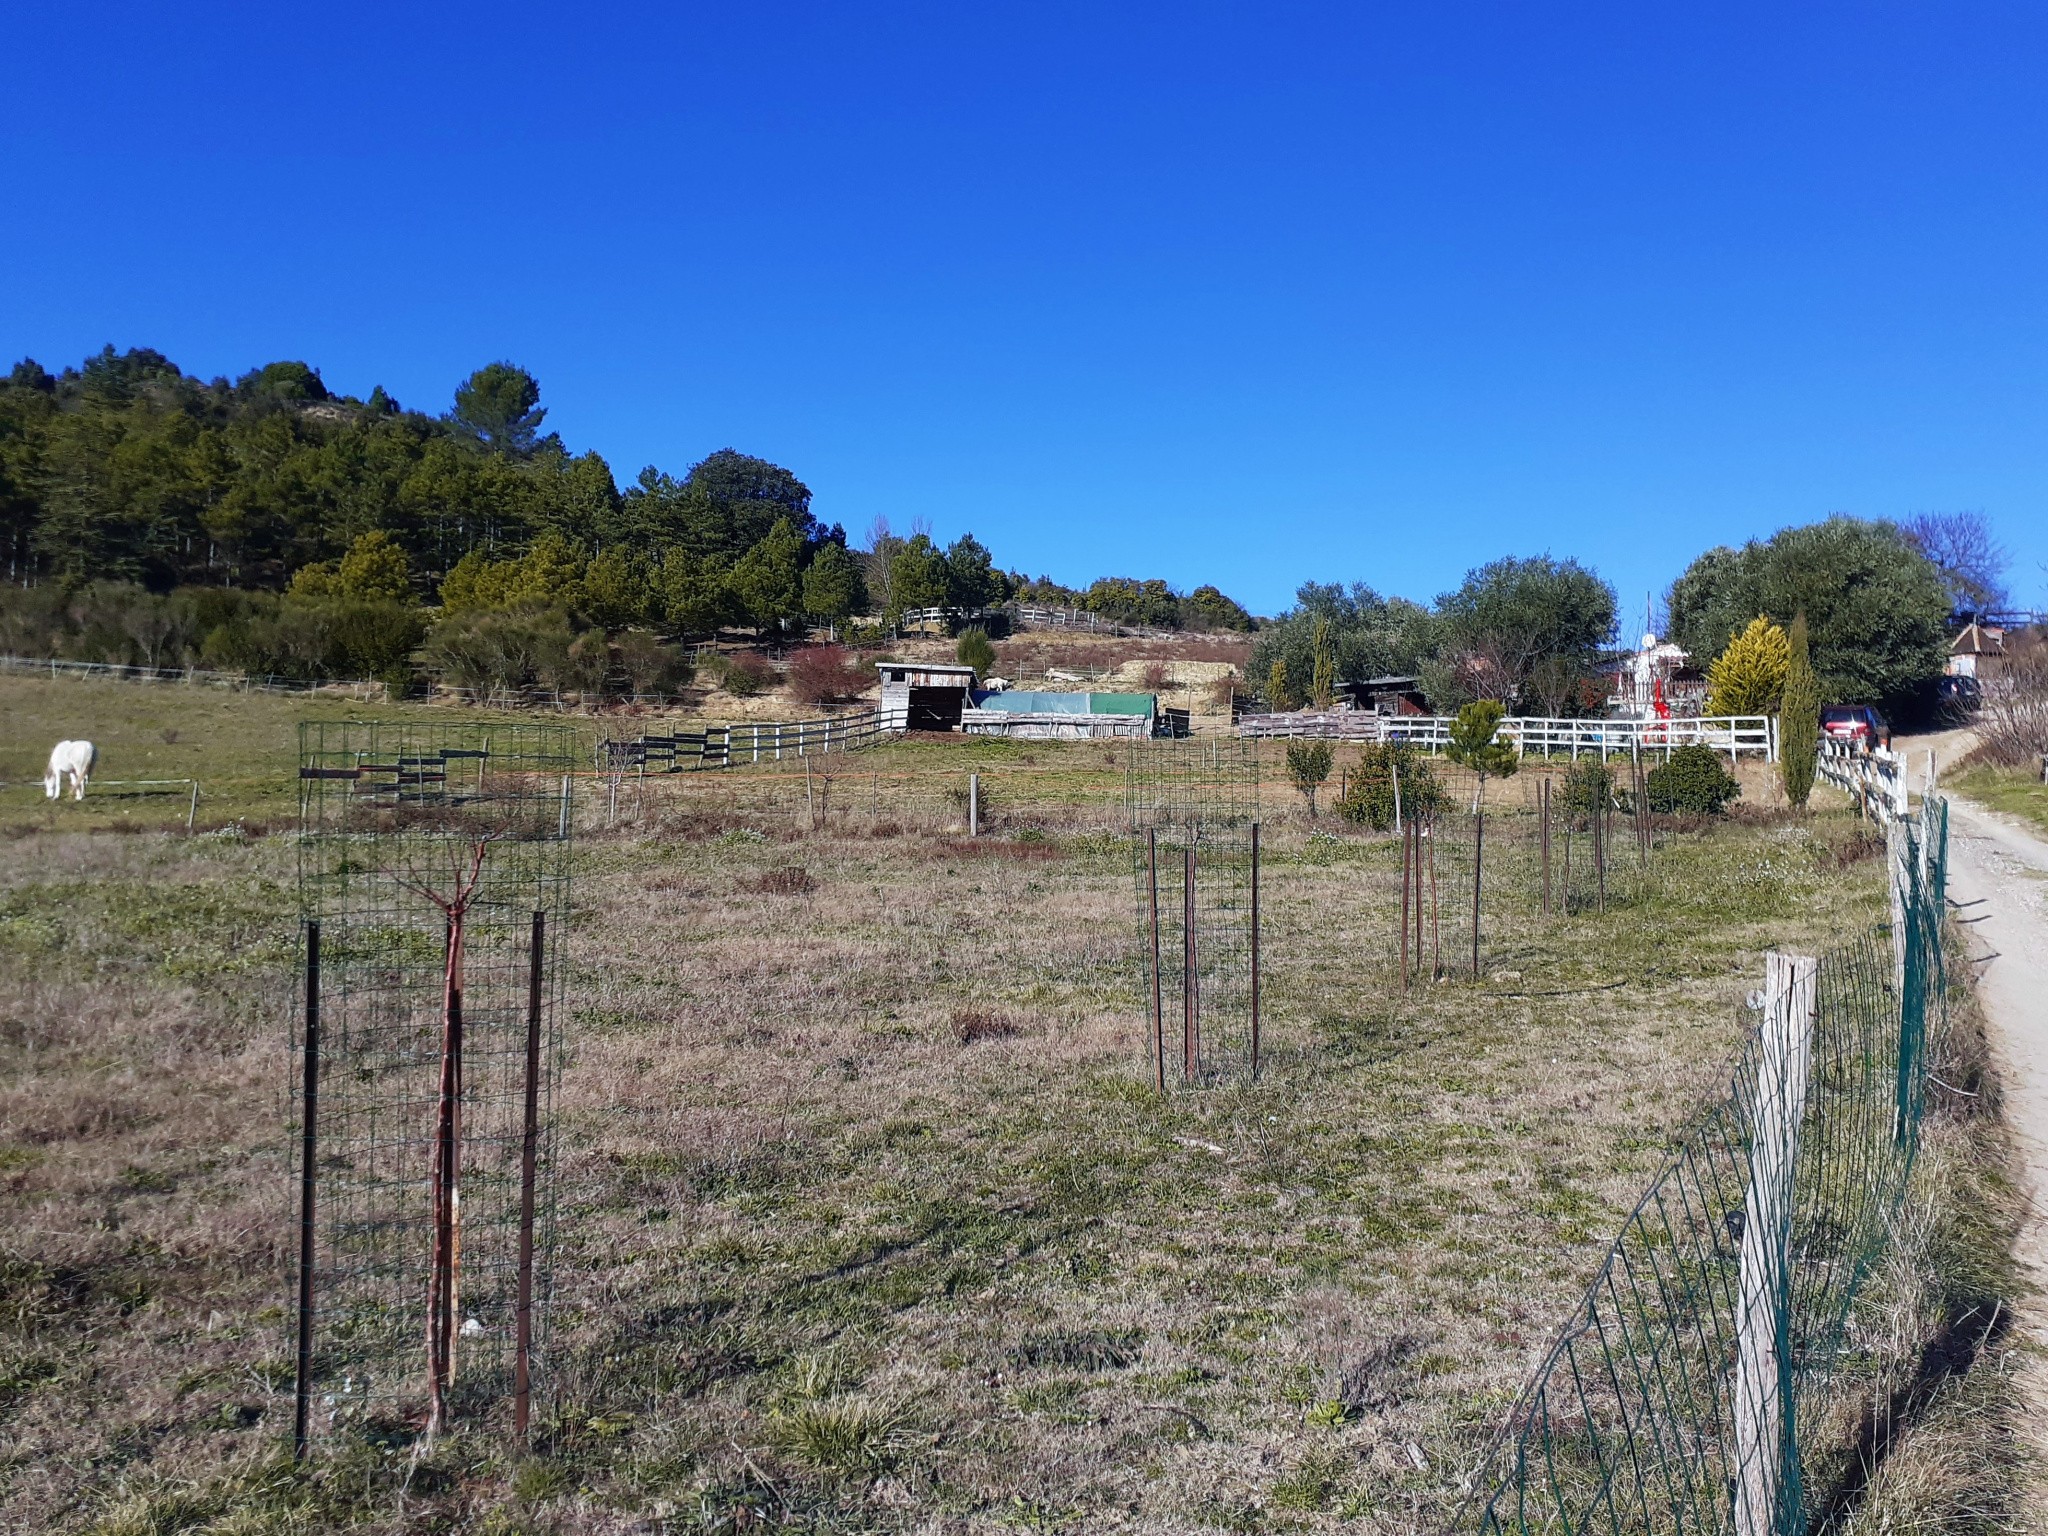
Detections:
1559,759,1614,820
616,630,692,696
1645,745,1741,814
423,609,573,693
712,651,776,697
787,645,867,705
1335,744,1445,829
955,627,997,676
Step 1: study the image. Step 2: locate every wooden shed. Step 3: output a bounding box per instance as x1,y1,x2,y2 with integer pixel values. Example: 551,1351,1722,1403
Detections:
878,662,979,732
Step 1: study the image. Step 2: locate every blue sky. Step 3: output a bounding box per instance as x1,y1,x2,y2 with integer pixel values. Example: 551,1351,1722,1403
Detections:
4,2,2044,619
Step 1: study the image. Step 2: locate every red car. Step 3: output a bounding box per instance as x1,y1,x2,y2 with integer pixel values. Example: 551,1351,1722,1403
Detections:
1821,704,1891,751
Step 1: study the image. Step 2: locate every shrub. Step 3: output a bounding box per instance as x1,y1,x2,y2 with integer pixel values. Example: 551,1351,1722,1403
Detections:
746,865,817,895
616,630,691,696
787,645,867,705
423,609,573,693
1973,647,2048,768
546,629,611,694
1559,759,1613,820
955,627,997,676
1335,744,1445,829
1284,739,1335,816
1140,660,1170,692
1646,745,1741,814
712,652,776,697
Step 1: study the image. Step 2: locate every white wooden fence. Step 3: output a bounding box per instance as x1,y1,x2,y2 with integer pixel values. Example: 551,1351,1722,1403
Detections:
1237,711,1777,761
1816,739,1909,822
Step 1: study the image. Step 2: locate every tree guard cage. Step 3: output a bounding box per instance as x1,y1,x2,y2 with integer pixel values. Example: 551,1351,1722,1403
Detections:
292,721,575,1446
1125,739,1261,1085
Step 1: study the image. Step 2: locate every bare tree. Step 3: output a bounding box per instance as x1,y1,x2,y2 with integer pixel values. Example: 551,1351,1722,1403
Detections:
389,832,502,1437
1975,641,2048,770
1904,511,2008,615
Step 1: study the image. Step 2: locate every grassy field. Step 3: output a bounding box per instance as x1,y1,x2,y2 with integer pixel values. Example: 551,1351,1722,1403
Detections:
0,675,1948,1533
1948,760,2048,838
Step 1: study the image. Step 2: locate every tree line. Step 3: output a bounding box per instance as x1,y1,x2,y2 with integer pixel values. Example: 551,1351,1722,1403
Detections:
0,346,2000,710
0,347,1254,688
1251,510,1996,719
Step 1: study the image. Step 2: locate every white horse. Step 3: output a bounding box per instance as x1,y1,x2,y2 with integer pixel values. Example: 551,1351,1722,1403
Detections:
44,740,97,801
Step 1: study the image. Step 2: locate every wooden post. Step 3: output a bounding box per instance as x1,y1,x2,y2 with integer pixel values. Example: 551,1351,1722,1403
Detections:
1594,795,1607,914
557,775,571,838
1249,822,1262,1079
186,780,199,834
1147,831,1165,1093
514,911,545,1442
1733,951,1817,1536
1539,777,1551,916
969,773,980,837
293,921,320,1460
1183,840,1198,1081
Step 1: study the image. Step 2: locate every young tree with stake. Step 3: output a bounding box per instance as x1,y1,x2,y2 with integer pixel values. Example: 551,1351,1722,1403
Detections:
1445,700,1519,976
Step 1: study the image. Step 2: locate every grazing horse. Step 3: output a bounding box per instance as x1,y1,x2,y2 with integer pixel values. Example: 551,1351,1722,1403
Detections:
44,740,97,801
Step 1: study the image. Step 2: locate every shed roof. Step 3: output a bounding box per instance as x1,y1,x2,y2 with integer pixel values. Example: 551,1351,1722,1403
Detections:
969,690,1156,716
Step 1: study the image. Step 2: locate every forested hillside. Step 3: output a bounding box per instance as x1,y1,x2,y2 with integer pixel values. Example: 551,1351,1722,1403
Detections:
0,347,1253,637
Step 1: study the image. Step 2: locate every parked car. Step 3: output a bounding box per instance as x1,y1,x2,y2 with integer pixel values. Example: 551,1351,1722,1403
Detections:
1820,704,1891,751
1936,674,1983,718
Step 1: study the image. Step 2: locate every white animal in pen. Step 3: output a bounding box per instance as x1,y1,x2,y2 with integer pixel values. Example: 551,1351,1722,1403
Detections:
44,740,97,800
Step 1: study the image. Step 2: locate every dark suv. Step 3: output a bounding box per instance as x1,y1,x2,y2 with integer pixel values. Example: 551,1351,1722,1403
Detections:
1821,704,1891,751
1936,674,1983,718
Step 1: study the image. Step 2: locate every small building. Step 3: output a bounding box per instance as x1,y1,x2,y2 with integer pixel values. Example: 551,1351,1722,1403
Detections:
962,690,1160,740
1336,675,1430,716
878,662,979,732
1947,621,2007,679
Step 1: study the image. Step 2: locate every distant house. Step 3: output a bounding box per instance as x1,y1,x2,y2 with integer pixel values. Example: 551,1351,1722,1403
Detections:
1948,621,2007,679
878,663,979,732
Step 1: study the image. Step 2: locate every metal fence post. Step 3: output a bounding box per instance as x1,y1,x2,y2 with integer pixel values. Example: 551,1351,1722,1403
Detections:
293,921,321,1460
969,773,980,837
515,910,545,1442
1182,841,1198,1081
1249,822,1261,1079
1148,830,1164,1093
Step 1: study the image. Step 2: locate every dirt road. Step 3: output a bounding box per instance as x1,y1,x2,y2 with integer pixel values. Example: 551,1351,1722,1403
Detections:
1922,739,2048,1498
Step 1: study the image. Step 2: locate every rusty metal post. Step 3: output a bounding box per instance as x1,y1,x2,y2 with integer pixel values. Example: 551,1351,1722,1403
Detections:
515,909,545,1442
1182,840,1198,1081
1249,822,1261,1079
293,920,320,1460
1147,830,1164,1093
1595,796,1608,914
1471,801,1484,979
1400,817,1412,988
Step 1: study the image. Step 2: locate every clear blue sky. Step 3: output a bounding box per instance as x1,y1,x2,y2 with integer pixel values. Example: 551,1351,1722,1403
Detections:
5,3,2044,620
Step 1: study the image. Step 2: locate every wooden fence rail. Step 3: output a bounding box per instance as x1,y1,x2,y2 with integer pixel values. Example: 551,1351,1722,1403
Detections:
604,710,893,773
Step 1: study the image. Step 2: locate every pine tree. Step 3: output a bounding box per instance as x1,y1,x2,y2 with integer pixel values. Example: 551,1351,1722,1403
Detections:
1779,612,1818,809
1267,657,1293,711
1705,616,1789,716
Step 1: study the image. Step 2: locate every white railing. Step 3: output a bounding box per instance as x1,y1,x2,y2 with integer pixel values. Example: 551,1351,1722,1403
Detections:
1816,739,1909,822
1237,712,1777,761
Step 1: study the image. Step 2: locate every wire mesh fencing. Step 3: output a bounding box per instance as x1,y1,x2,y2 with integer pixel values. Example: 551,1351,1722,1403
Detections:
292,720,576,1448
1126,739,1263,1085
1458,793,1951,1534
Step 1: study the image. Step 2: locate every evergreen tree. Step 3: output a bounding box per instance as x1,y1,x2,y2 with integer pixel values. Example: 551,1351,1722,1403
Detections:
1779,612,1818,809
1705,616,1789,716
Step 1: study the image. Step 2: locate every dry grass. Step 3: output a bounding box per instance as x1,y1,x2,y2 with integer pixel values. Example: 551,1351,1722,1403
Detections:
0,709,2003,1533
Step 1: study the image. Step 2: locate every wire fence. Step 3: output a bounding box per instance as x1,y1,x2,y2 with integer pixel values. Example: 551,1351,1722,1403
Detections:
292,721,577,1448
1125,739,1263,1085
1458,791,1951,1534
